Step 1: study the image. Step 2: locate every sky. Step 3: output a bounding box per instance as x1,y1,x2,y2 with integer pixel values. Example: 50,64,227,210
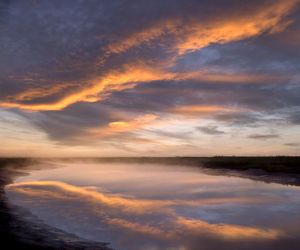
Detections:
0,0,300,157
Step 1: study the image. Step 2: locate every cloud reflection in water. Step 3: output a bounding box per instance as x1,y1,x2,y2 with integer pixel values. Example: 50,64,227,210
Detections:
5,162,300,250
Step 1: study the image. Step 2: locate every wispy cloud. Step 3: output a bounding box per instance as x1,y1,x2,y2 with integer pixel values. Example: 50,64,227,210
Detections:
284,143,300,147
248,134,280,140
197,126,225,135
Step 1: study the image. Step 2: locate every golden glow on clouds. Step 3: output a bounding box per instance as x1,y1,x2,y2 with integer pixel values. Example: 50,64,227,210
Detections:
7,180,282,240
109,114,158,129
183,71,285,84
174,0,299,55
88,114,158,137
0,69,283,112
10,82,76,102
1,0,298,111
172,105,240,117
107,0,298,55
1,66,175,111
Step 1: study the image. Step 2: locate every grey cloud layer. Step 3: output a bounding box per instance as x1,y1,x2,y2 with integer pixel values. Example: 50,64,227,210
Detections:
0,0,300,144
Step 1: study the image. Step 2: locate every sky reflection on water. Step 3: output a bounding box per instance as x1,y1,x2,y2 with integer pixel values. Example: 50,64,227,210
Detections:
5,161,300,250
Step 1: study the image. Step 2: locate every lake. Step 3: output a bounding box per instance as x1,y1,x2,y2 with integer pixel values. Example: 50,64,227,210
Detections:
5,160,300,250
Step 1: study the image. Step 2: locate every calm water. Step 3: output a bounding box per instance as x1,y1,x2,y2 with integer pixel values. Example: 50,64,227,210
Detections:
5,161,300,250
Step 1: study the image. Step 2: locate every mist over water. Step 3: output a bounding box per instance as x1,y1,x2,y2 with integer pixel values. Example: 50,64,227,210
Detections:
5,161,300,250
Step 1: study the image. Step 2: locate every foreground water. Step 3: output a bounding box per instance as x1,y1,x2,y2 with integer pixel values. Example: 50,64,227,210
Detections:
5,161,300,250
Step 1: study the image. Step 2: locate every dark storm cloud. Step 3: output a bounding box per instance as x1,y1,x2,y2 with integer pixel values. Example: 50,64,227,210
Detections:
0,0,299,144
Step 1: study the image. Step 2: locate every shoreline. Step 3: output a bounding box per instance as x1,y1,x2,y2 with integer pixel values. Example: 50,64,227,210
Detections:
0,159,111,250
58,156,300,186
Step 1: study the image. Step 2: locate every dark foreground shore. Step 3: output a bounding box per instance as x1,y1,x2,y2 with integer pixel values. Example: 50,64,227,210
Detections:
0,158,111,250
1,157,300,249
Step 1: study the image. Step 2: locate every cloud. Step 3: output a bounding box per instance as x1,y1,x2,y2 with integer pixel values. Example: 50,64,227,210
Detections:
0,0,300,154
197,126,225,135
284,143,300,147
87,113,158,138
0,0,299,111
106,0,299,55
170,105,241,118
248,134,280,140
288,111,300,125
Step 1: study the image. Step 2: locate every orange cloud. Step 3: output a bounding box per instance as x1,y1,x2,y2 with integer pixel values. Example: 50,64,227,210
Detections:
106,0,299,55
181,71,285,84
174,0,299,55
8,82,77,102
171,105,241,117
1,0,297,111
1,68,283,112
109,114,158,129
0,66,175,111
87,114,158,138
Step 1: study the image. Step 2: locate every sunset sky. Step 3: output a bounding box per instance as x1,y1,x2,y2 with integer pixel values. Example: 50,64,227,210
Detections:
1,0,300,157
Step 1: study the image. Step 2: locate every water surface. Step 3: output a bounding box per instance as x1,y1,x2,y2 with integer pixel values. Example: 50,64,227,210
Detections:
5,161,300,250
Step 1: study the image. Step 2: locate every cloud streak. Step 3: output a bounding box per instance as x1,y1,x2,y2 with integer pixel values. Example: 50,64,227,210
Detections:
0,0,299,111
0,0,300,155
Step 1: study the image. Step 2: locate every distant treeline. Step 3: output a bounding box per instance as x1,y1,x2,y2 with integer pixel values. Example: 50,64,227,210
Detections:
89,156,300,174
0,156,300,174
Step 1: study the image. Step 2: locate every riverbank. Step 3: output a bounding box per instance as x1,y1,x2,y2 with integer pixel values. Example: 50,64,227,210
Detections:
89,156,300,186
0,158,111,250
